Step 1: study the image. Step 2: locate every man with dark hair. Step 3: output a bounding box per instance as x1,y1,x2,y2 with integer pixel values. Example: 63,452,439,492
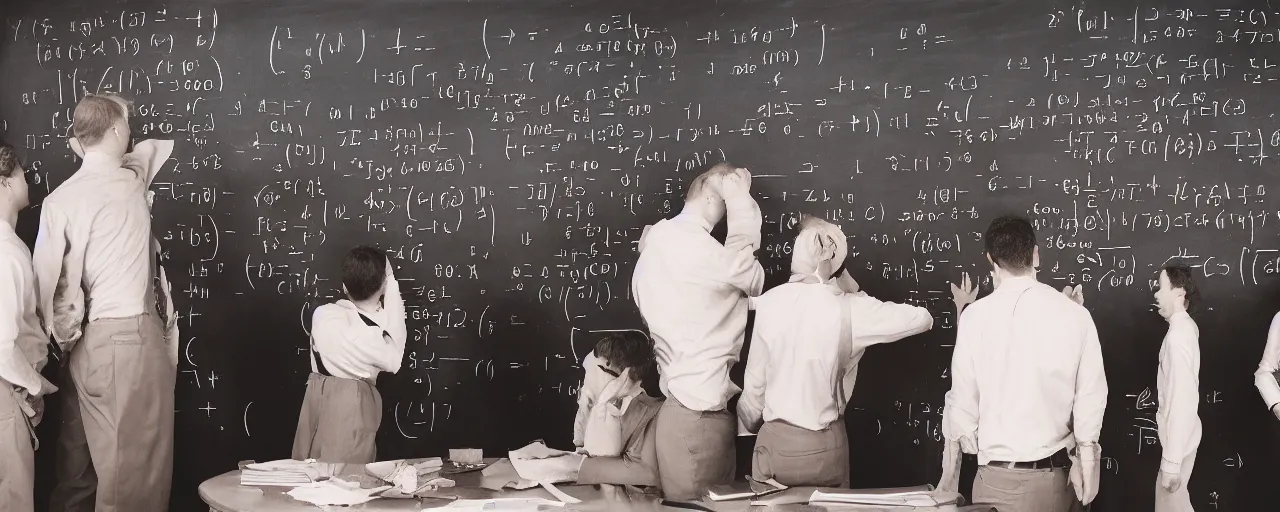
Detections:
570,332,664,487
632,161,763,499
1152,262,1200,512
292,245,406,463
1,141,58,512
738,216,933,487
38,92,178,512
939,214,1108,512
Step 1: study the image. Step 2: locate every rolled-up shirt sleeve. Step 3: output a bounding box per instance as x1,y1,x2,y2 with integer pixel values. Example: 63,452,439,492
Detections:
847,294,934,347
33,202,86,352
1160,330,1200,474
1072,312,1108,449
943,311,979,449
1255,312,1280,411
0,258,48,395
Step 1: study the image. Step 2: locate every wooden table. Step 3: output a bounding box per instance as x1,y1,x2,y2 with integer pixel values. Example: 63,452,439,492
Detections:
199,461,989,511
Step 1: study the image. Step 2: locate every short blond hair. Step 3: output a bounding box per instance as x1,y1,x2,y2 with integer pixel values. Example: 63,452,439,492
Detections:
685,162,736,201
72,93,129,146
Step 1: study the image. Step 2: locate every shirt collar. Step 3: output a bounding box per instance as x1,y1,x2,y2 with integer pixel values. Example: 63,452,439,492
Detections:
0,220,15,240
80,151,124,171
995,274,1038,292
1170,310,1192,322
673,212,714,233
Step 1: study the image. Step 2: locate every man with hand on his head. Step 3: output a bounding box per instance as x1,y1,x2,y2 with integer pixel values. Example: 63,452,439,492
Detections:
632,162,764,500
737,215,933,487
38,93,177,512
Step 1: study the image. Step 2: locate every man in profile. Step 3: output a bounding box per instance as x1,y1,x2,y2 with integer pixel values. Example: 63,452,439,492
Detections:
37,93,177,512
939,215,1108,512
1152,263,1201,512
0,141,59,512
631,162,763,500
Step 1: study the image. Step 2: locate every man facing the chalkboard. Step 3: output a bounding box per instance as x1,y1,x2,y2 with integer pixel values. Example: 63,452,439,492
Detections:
939,215,1108,512
737,215,934,487
631,162,764,500
34,93,178,512
292,245,406,463
0,141,59,512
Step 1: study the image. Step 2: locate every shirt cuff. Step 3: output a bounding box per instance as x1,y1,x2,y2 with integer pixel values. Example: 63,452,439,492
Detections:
1160,457,1182,474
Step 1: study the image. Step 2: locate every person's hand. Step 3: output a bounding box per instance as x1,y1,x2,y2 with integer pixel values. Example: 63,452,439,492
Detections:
1160,469,1181,492
950,273,977,313
1272,404,1280,421
936,439,962,493
597,369,638,405
28,394,45,427
717,167,752,200
1062,284,1084,305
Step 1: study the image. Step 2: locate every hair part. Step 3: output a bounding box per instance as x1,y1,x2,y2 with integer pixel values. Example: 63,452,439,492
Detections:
72,93,130,146
341,245,388,301
594,331,655,383
1162,262,1200,313
985,214,1037,273
0,141,20,180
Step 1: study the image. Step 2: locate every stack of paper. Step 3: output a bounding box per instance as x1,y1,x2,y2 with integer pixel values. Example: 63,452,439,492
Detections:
239,459,319,487
808,488,947,507
365,458,455,498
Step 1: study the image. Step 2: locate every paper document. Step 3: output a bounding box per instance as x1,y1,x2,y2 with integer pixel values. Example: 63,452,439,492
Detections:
285,478,390,506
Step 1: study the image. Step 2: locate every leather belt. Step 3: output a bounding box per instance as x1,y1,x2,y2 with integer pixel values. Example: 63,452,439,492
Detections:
986,448,1071,470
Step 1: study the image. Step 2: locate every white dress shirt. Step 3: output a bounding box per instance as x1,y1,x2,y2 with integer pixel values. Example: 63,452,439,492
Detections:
1156,310,1201,474
0,222,51,395
309,272,407,382
943,275,1108,465
632,201,764,412
33,141,173,352
1254,312,1280,411
738,280,933,433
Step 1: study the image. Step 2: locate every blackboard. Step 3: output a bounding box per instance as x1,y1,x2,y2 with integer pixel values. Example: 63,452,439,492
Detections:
3,0,1280,510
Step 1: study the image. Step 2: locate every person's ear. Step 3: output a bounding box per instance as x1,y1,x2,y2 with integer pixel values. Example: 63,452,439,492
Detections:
1032,246,1041,269
69,137,84,159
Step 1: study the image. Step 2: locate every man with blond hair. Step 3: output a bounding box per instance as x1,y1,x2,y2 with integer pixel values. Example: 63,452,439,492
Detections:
738,215,933,487
632,162,763,500
37,93,178,512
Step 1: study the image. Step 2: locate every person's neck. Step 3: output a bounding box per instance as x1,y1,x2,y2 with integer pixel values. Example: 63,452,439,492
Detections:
83,148,125,162
677,205,717,232
993,268,1035,288
0,203,17,229
1163,305,1188,322
352,297,382,314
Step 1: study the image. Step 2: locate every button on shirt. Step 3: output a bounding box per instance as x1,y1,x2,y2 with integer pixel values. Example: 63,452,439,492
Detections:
310,273,408,382
0,222,50,395
1156,310,1201,474
632,207,764,412
33,142,172,351
1254,312,1280,411
738,280,934,433
944,276,1108,465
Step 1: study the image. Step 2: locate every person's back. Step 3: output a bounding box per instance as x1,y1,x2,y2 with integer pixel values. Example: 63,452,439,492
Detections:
739,216,933,487
957,276,1096,459
39,93,178,512
43,157,151,321
630,163,764,500
941,215,1107,512
293,245,406,463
